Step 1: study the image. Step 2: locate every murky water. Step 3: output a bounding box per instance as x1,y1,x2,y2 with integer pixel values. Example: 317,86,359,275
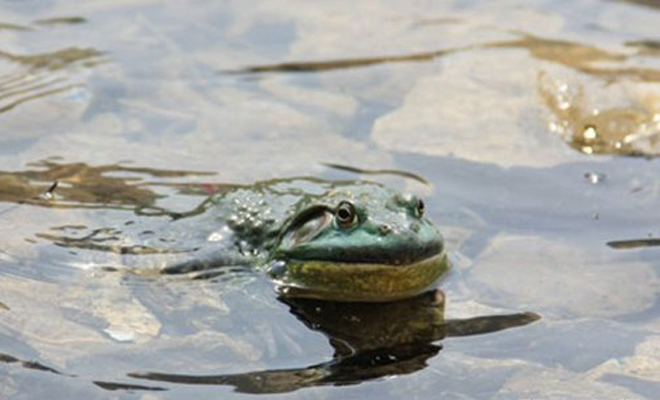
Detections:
1,0,659,399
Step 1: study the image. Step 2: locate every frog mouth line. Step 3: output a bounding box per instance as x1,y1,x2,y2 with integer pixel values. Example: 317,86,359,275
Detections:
271,251,451,302
278,240,444,266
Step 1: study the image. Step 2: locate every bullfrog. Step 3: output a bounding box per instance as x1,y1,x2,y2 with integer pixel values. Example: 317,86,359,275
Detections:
0,168,541,394
41,177,449,302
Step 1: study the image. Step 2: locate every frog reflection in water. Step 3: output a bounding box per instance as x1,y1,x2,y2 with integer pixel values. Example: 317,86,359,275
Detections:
128,291,539,393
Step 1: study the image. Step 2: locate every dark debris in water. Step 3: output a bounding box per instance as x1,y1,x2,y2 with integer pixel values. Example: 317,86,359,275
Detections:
226,48,455,74
323,163,429,185
0,22,32,31
34,17,87,26
93,380,167,392
0,352,70,376
607,238,660,249
621,0,660,10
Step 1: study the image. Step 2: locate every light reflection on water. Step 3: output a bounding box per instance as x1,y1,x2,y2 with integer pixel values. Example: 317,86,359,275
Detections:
0,0,659,399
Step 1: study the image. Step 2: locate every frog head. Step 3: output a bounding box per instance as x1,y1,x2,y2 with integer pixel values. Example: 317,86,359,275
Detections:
267,182,449,302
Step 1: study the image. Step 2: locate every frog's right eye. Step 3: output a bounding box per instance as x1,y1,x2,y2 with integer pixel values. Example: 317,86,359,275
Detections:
335,201,358,229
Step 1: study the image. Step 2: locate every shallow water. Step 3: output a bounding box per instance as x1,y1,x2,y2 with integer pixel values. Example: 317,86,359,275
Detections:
0,0,659,399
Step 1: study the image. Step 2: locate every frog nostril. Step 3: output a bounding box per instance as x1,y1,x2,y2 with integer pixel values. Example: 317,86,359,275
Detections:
410,222,420,233
378,224,392,235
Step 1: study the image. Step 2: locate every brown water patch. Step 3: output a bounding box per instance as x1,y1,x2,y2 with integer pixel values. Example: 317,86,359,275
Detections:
0,47,102,71
0,160,215,211
627,40,660,55
489,34,660,82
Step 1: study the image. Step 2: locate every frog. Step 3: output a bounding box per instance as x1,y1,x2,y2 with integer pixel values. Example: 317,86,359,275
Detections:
163,177,449,302
0,171,542,394
44,177,449,302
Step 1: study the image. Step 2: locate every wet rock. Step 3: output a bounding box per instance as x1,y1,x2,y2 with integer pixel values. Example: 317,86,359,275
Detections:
18,82,393,182
466,235,657,318
61,273,161,345
371,50,582,168
501,365,646,400
260,77,358,118
0,278,106,367
589,335,660,382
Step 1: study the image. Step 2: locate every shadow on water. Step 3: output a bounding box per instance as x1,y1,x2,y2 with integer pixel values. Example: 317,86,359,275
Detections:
127,290,539,394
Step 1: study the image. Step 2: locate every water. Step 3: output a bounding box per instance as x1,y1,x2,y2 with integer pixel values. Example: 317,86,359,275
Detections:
0,0,659,398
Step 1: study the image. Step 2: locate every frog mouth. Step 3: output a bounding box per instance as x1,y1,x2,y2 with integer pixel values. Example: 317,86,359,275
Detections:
282,240,444,266
269,251,450,302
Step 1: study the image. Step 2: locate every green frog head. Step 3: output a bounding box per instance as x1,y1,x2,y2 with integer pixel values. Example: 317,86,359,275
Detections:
267,181,449,302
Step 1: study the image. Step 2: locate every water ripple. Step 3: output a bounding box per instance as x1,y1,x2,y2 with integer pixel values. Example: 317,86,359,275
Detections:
0,47,104,114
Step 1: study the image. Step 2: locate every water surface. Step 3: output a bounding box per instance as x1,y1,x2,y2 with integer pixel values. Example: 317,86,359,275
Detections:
0,1,658,399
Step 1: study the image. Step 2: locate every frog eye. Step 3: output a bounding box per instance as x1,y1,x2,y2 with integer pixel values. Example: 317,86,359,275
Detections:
335,201,357,228
416,198,425,218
